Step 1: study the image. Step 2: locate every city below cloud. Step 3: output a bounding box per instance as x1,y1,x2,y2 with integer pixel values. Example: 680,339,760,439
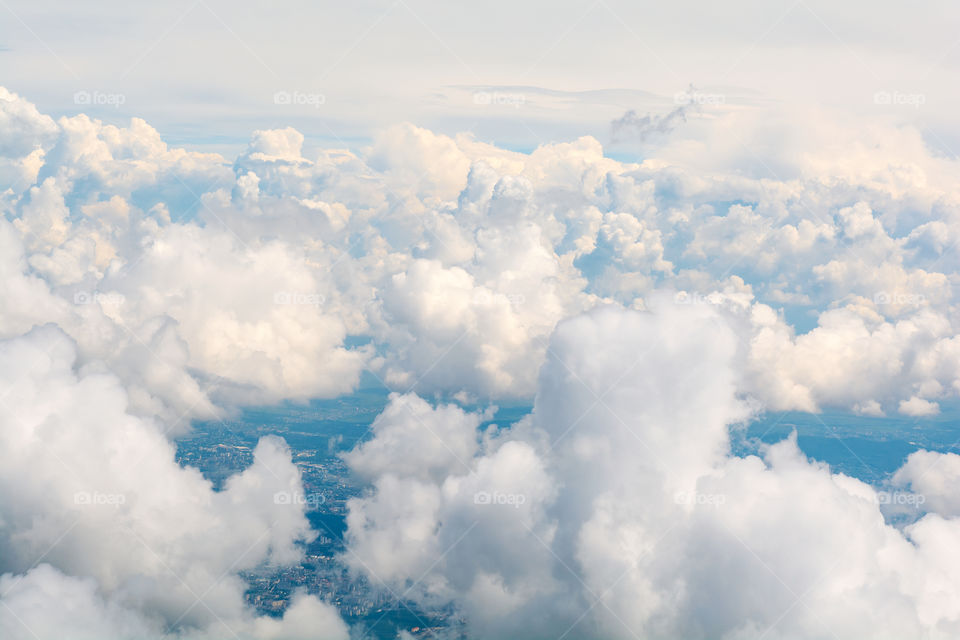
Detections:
2,3,960,638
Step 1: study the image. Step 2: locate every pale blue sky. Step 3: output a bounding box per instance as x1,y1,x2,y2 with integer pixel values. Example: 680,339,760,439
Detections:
2,0,958,155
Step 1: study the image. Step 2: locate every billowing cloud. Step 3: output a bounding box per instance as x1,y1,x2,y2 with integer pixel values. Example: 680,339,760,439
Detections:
0,326,349,640
5,87,960,414
342,301,960,639
3,85,960,638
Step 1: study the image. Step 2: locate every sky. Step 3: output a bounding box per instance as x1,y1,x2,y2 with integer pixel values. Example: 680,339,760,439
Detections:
3,0,960,154
4,2,960,640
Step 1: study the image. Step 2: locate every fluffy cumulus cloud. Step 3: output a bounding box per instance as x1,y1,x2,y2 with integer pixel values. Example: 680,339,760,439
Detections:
4,88,960,414
0,327,348,639
342,300,960,639
3,84,960,638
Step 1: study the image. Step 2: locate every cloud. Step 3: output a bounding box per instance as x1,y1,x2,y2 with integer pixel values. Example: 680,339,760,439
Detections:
342,301,960,639
610,104,688,144
5,86,960,637
3,84,960,419
1,565,351,640
0,326,347,639
893,450,960,517
899,396,941,417
343,392,489,483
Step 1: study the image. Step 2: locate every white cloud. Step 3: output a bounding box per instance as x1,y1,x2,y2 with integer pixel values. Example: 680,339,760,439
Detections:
343,393,487,483
4,86,960,415
899,396,941,417
0,326,347,639
4,85,960,416
1,565,350,640
893,450,960,517
5,87,960,637
342,301,960,639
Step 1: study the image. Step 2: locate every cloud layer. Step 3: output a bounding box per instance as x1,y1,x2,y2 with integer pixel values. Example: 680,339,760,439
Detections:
2,86,960,638
4,87,960,417
343,301,960,639
0,326,348,639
